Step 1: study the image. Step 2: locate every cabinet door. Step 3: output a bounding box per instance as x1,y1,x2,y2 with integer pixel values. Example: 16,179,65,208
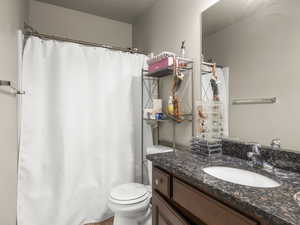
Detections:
153,167,171,198
152,192,189,225
173,178,258,225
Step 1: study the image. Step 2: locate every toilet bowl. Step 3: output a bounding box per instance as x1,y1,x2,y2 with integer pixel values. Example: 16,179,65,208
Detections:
107,145,173,225
108,183,152,225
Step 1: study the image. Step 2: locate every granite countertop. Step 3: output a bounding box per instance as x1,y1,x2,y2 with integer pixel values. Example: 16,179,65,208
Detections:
147,150,300,225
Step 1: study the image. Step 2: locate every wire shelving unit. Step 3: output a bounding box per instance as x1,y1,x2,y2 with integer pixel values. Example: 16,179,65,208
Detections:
141,57,195,183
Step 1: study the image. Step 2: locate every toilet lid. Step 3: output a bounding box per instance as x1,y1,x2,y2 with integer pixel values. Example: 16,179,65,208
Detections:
110,183,147,202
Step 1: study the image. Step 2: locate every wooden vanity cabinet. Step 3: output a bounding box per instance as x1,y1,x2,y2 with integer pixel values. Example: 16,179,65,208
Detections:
173,178,258,225
152,192,189,225
152,166,171,198
152,166,270,225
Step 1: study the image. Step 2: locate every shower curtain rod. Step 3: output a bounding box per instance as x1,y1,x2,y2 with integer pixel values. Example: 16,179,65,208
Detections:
23,23,146,55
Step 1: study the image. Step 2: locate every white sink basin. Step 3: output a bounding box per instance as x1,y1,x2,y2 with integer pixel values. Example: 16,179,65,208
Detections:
203,166,280,188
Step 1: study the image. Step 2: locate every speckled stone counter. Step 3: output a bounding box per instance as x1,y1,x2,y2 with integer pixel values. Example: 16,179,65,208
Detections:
147,150,300,225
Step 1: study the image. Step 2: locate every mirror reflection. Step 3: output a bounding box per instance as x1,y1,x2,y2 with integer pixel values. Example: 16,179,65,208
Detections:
202,0,300,150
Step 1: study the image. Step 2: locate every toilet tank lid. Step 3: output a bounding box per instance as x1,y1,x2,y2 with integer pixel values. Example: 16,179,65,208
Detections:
110,183,147,201
146,145,174,155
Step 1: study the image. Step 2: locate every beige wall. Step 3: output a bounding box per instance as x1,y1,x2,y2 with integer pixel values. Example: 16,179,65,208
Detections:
204,0,300,150
29,0,132,48
133,0,218,146
0,0,28,224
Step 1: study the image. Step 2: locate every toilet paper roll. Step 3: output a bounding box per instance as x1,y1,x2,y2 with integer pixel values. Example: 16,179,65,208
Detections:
153,99,162,113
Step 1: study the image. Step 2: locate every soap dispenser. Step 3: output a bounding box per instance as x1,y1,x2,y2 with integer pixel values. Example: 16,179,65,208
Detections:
167,96,174,115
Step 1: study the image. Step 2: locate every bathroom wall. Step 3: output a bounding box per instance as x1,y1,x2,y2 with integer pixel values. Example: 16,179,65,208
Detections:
0,0,29,224
203,0,300,150
133,0,218,146
29,0,132,48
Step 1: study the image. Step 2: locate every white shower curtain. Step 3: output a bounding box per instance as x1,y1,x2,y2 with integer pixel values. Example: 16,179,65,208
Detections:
18,37,148,225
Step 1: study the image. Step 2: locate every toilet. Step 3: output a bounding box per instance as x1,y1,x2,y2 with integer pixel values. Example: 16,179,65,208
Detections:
108,145,173,225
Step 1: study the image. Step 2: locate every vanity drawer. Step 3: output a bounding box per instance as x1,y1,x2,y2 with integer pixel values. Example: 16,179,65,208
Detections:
173,178,258,225
153,167,171,198
152,192,189,225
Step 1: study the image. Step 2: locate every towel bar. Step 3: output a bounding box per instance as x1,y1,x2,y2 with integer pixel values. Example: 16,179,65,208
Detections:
0,80,25,95
232,97,277,105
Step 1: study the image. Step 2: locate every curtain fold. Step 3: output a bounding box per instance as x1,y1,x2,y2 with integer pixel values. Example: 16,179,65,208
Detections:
18,37,148,225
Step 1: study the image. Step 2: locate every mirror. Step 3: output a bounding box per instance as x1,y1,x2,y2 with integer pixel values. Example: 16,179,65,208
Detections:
202,0,300,151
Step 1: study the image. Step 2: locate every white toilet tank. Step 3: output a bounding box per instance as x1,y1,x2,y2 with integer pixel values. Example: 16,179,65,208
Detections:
146,145,174,185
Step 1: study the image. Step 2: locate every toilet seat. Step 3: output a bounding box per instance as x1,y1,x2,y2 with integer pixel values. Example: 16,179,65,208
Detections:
110,183,150,205
110,192,150,205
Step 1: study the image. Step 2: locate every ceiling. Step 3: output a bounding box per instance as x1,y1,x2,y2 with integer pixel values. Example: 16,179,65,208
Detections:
36,0,158,23
203,0,274,37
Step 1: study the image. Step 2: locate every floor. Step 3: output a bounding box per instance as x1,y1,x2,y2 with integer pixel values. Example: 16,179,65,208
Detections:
85,217,113,225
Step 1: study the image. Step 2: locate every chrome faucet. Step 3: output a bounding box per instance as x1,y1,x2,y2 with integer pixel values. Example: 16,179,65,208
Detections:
247,143,263,168
247,142,275,172
271,138,281,149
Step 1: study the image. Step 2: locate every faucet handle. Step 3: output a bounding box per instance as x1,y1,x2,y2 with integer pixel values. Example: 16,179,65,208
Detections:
271,138,281,149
